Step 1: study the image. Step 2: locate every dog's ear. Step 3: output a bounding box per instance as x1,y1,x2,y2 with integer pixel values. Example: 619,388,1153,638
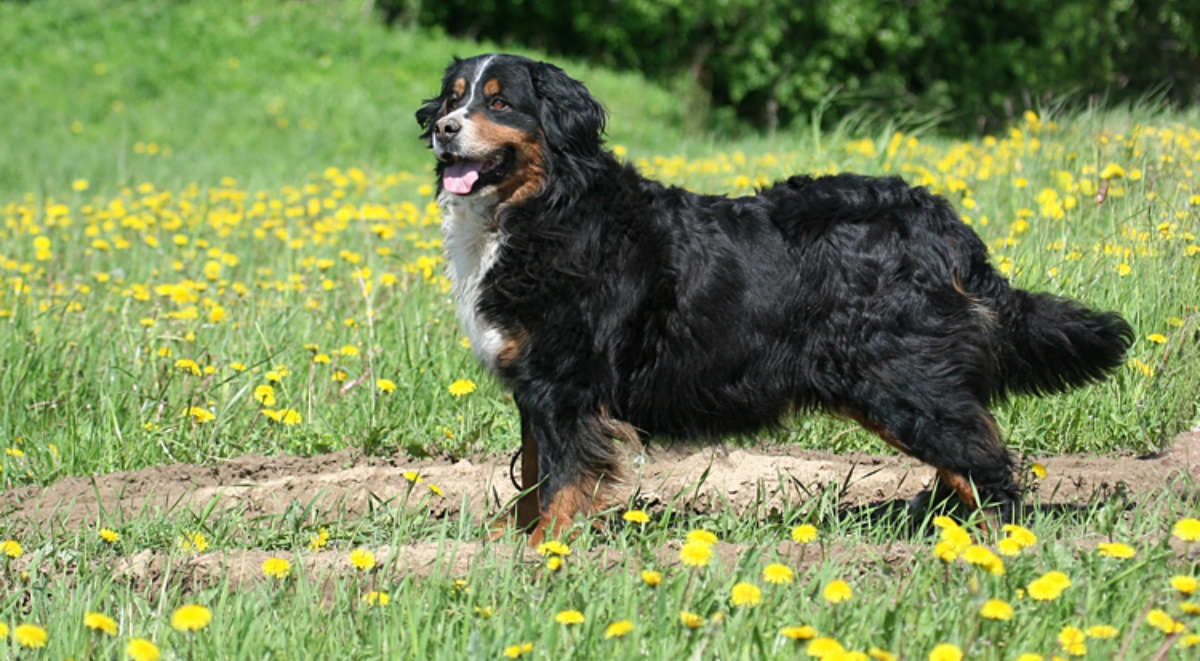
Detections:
415,95,441,140
530,61,607,154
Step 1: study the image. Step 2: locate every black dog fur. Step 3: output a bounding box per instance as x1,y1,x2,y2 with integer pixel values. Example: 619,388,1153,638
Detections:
416,54,1134,541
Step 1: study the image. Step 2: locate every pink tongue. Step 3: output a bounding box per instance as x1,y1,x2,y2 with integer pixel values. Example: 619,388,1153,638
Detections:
443,161,483,195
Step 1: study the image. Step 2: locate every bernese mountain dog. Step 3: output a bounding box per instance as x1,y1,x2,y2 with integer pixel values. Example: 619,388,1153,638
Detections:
416,53,1133,543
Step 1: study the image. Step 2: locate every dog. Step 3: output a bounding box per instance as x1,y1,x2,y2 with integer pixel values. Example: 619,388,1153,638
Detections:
416,53,1134,543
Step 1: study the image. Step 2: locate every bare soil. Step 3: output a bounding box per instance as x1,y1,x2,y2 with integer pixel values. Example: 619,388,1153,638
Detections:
3,431,1196,589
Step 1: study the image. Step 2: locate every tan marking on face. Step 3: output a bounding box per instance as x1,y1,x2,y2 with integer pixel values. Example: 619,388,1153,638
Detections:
470,115,547,206
484,78,501,98
453,77,466,97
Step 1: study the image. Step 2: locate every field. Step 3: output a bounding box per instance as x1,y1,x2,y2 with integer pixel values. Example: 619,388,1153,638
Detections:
2,0,1199,659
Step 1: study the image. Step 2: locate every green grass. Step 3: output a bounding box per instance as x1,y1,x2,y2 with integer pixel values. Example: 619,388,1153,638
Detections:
2,0,1200,658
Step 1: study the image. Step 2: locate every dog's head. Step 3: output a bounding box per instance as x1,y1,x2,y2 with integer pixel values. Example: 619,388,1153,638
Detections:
416,54,607,204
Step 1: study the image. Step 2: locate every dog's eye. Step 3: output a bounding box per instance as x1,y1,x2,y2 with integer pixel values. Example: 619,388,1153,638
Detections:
489,97,510,111
446,96,461,111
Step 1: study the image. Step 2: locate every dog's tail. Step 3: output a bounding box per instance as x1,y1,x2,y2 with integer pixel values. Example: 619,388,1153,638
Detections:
987,286,1134,398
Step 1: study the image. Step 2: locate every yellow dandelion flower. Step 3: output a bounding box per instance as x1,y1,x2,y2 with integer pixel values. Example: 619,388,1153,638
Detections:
1013,654,1044,661
1002,524,1038,548
307,528,329,551
448,379,477,396
780,625,818,640
14,624,48,649
679,540,714,568
253,384,276,406
1180,634,1200,649
1147,333,1167,344
502,642,534,658
177,531,209,553
1099,163,1126,179
980,599,1013,621
679,611,706,629
869,648,899,661
1173,517,1200,542
427,482,444,497
126,638,161,661
1096,542,1136,559
1028,571,1071,601
1057,626,1086,656
0,622,8,638
686,529,718,546
229,362,247,372
622,509,650,524
1117,262,1132,277
349,548,376,571
313,352,331,364
99,528,120,543
640,570,663,586
84,611,118,636
1030,462,1047,479
1170,575,1198,595
184,406,215,423
1181,602,1200,615
762,562,795,584
929,643,963,661
376,378,397,393
262,557,292,579
555,609,585,625
474,606,494,618
997,538,1024,557
364,591,390,606
604,619,634,639
790,524,818,543
961,545,1005,575
730,582,762,607
72,178,90,191
537,540,571,557
170,604,212,632
806,637,846,657
174,358,201,376
1,539,24,558
1146,609,1184,634
823,579,853,604
1085,625,1118,639
546,556,564,571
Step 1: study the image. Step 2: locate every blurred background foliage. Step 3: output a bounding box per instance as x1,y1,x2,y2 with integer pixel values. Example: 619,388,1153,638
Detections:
380,0,1200,134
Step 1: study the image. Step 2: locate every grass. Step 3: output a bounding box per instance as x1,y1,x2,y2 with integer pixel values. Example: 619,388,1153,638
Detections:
2,0,1200,658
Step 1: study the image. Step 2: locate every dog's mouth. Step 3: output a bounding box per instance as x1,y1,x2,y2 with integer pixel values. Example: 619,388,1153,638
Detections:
441,151,512,196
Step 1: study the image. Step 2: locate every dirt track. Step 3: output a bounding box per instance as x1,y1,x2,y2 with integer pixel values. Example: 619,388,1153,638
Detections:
2,431,1196,587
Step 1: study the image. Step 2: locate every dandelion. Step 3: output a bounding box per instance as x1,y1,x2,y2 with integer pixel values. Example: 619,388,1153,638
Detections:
537,540,571,557
1096,542,1137,559
640,570,663,586
961,545,1005,575
1180,602,1200,615
604,619,634,638
780,625,818,640
253,384,276,406
364,591,390,606
1181,634,1200,649
14,624,48,649
1173,517,1200,542
474,606,494,618
679,611,705,629
806,637,846,657
81,611,118,636
1147,333,1167,344
427,482,444,496
448,379,477,397
730,582,762,606
184,406,215,423
686,529,719,545
1013,655,1044,661
0,623,8,638
1085,625,1118,639
171,604,212,632
502,642,534,658
1170,575,1198,595
1099,163,1126,179
790,524,818,543
177,531,209,553
262,557,292,579
349,548,376,571
980,599,1014,621
1145,609,1184,634
679,540,714,568
622,509,650,524
126,638,161,661
99,528,121,543
929,643,963,661
1002,523,1038,548
1030,462,1047,479
555,609,585,625
376,378,397,393
1,539,23,558
307,528,329,551
869,648,899,661
1027,571,1071,601
823,579,853,604
546,556,564,571
174,358,201,376
1058,626,1086,656
762,562,795,584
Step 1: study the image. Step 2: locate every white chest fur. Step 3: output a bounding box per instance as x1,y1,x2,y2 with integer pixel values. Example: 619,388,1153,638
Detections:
440,190,507,372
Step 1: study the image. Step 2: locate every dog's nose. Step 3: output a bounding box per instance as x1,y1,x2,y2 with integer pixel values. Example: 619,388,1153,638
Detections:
435,117,461,141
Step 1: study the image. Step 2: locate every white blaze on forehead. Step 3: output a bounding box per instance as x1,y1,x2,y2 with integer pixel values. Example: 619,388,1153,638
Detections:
443,55,498,123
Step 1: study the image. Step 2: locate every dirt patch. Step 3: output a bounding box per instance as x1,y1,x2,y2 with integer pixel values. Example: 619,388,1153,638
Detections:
2,431,1195,534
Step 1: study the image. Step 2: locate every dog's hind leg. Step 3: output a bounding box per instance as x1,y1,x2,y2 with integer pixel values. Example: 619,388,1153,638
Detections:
844,381,1020,522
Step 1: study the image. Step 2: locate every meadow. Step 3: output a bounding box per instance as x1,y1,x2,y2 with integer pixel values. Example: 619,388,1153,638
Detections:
2,0,1199,659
